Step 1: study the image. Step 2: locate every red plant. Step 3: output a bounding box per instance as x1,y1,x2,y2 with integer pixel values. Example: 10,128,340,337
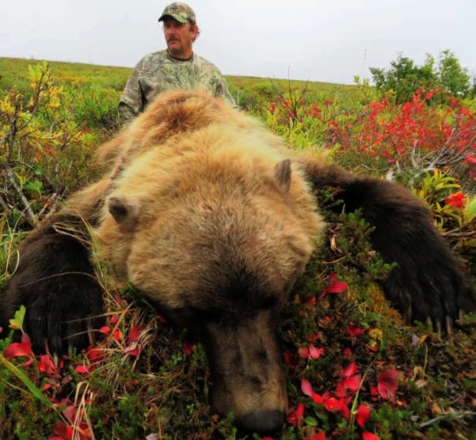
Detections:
299,344,325,360
445,191,465,209
320,271,348,298
356,404,372,427
377,369,399,400
287,402,305,427
4,333,34,366
37,354,60,378
362,433,380,440
265,89,476,181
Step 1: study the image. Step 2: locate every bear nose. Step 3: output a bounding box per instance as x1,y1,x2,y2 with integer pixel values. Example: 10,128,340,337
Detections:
236,409,285,434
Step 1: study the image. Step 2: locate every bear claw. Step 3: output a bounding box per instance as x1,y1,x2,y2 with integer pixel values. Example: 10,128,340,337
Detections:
446,316,453,335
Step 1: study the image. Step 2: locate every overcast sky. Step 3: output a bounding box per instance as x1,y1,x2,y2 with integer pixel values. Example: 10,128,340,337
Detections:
1,0,475,85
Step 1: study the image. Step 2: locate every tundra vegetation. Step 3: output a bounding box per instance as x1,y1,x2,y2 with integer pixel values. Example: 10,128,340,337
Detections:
1,54,476,440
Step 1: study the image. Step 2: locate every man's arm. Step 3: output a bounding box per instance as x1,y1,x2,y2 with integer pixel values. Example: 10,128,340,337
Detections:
216,76,236,107
118,59,145,126
118,102,139,127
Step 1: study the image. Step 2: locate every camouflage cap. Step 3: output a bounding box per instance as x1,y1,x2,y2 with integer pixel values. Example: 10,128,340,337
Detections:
158,3,196,24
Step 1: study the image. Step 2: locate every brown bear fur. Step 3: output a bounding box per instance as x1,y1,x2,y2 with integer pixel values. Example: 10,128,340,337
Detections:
1,90,475,435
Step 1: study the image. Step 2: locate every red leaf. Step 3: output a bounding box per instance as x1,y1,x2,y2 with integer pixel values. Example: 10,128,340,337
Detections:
370,386,379,399
112,329,123,342
309,433,326,440
4,333,33,359
75,365,92,375
325,280,348,294
85,347,106,363
301,379,314,397
287,402,305,427
309,345,324,360
342,348,353,358
128,325,144,343
301,378,323,404
343,362,357,378
299,346,310,359
98,326,111,334
323,397,342,412
62,405,78,424
126,347,140,357
110,314,119,325
445,192,465,209
367,341,379,352
301,295,316,307
356,404,372,427
78,423,92,440
340,401,350,419
377,369,399,400
346,324,365,337
311,393,324,404
335,382,347,398
183,342,194,355
343,374,361,393
320,272,348,297
52,421,74,440
362,433,380,440
38,354,59,377
283,350,297,367
466,155,476,166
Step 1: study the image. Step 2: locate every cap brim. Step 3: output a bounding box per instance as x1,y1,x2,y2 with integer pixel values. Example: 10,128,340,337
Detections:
158,14,189,24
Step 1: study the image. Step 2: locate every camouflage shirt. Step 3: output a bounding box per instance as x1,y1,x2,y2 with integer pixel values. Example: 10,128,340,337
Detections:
118,50,235,125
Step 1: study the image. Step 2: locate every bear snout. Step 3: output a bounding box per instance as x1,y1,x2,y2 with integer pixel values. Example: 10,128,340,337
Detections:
203,314,288,433
236,409,285,435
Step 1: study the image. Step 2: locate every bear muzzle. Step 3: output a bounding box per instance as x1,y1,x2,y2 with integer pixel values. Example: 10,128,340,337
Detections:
236,409,285,434
203,314,287,434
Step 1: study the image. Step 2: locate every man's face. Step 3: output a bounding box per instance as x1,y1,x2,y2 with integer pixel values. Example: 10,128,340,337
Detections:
162,17,198,60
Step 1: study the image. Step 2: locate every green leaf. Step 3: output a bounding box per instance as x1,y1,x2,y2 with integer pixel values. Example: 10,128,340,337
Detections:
9,305,26,332
465,198,476,222
304,416,318,426
24,180,43,195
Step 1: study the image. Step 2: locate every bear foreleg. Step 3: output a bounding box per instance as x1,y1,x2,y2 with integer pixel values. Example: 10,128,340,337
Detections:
302,160,476,331
0,216,105,355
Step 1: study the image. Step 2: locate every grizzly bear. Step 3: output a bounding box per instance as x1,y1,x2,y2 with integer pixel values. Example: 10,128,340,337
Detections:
0,90,474,434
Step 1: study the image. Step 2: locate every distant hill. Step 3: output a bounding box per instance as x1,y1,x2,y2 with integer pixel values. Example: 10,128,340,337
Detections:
0,57,356,100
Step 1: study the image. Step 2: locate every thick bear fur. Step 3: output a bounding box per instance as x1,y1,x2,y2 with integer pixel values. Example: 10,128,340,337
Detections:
1,90,475,434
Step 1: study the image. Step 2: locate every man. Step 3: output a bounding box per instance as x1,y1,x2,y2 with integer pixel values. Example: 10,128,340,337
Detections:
118,2,235,125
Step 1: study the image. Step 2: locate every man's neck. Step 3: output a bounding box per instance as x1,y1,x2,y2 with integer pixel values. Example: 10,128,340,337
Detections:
167,50,194,61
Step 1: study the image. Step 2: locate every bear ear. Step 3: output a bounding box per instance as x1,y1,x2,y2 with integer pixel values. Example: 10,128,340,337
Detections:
108,196,138,225
273,159,292,192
